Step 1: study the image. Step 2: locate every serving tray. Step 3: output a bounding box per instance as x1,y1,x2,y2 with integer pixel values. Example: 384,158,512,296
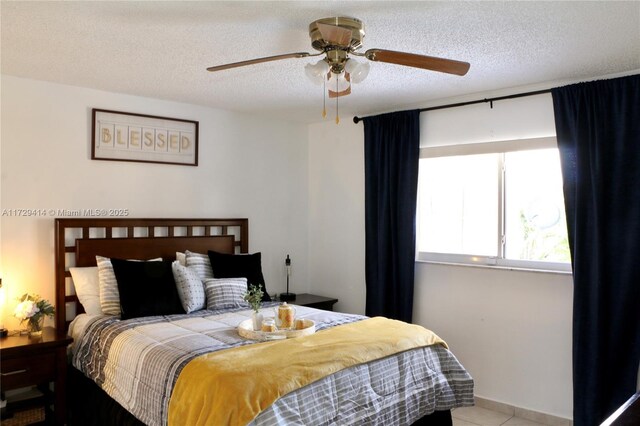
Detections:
237,318,316,341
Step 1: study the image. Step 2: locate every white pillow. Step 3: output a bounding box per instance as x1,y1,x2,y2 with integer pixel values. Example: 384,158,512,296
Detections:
172,261,205,314
96,256,162,317
204,277,248,310
176,252,186,266
69,266,102,315
185,250,213,281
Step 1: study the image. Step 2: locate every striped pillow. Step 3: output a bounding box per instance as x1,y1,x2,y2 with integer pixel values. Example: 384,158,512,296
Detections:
204,278,248,310
185,250,213,281
96,256,121,316
96,256,162,316
172,261,206,313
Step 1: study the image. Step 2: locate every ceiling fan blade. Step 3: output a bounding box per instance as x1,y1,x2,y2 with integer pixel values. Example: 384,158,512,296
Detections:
316,22,352,46
207,52,313,72
364,49,470,76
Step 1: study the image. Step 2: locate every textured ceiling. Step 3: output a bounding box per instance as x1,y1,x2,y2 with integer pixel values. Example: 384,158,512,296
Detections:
2,1,639,123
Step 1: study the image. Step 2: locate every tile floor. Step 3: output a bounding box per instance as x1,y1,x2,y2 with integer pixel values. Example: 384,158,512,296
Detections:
453,405,551,426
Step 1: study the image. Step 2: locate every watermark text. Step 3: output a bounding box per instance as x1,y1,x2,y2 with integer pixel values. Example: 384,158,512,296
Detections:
2,208,130,217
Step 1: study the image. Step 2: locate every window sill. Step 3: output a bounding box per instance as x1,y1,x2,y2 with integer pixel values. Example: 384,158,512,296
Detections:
415,259,573,276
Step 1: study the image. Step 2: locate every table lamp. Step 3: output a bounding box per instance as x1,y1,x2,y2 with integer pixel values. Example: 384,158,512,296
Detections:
279,255,296,301
0,278,7,337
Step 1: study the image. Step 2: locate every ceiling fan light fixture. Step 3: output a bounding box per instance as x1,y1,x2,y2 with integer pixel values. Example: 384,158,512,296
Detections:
327,71,351,93
305,60,329,85
345,59,370,84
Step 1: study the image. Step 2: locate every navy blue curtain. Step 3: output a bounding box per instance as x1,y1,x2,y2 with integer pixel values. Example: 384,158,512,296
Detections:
552,74,640,426
363,110,420,323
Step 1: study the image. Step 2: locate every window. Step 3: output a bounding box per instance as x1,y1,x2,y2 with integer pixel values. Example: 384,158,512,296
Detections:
417,139,571,272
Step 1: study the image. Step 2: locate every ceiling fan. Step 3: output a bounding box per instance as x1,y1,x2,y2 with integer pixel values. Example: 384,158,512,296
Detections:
207,17,470,121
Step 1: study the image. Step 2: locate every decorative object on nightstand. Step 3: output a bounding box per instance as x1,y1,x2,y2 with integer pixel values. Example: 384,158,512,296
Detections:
13,293,55,337
0,327,73,425
279,254,296,301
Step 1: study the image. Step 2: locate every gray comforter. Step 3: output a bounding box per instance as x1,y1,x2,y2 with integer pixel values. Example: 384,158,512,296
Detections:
71,305,473,426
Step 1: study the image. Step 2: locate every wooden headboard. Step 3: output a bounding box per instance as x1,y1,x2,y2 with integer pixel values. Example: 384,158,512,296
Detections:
54,218,249,332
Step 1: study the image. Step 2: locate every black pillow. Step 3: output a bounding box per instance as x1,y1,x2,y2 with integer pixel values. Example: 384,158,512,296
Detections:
207,251,271,301
111,258,185,320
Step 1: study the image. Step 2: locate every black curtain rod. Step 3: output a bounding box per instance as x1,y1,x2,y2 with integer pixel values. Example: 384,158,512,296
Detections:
352,88,552,124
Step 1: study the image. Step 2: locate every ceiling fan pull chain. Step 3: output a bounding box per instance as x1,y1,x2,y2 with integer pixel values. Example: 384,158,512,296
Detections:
322,77,327,118
335,74,340,124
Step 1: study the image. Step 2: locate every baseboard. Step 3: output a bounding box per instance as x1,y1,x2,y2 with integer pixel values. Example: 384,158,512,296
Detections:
474,396,573,426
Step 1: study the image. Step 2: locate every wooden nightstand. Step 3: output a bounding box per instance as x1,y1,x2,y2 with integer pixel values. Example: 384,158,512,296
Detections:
0,327,73,425
278,293,338,311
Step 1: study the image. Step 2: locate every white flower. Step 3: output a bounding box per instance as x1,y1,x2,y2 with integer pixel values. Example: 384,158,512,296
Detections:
14,300,40,320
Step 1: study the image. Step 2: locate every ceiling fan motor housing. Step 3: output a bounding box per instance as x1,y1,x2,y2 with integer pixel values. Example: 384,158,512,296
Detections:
325,50,350,73
309,17,365,52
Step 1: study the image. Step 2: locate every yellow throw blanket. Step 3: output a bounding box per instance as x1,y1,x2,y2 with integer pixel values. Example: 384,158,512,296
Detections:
168,317,447,426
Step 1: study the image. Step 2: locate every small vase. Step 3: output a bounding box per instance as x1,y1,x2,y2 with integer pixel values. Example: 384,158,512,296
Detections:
252,312,264,331
27,316,44,337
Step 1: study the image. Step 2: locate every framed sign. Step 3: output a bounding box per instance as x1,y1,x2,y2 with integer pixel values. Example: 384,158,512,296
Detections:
92,109,198,166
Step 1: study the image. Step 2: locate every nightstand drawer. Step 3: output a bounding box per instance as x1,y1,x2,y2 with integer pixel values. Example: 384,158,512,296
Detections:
1,352,56,389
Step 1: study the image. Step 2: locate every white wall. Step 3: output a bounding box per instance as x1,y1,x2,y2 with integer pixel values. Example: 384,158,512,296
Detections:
415,264,573,418
307,120,366,315
0,75,309,329
307,94,573,419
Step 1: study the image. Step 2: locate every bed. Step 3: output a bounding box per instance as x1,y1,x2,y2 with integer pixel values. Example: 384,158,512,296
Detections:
55,218,473,426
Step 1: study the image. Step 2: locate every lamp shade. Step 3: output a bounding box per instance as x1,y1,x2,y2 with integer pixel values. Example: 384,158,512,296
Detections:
305,60,329,85
327,71,351,92
345,58,370,84
0,278,6,335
